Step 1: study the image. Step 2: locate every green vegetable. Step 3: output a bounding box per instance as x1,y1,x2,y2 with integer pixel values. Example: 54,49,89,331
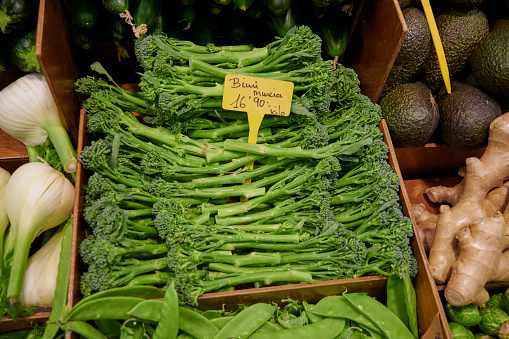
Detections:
321,8,349,59
214,303,277,339
473,333,494,339
0,46,9,78
234,0,253,10
311,293,415,338
0,0,38,34
449,322,475,339
386,274,418,338
103,0,129,14
42,216,73,339
486,293,504,309
250,317,346,339
62,0,100,28
132,0,163,30
263,0,292,15
479,307,509,336
446,303,482,327
153,280,179,339
62,320,108,339
9,28,40,73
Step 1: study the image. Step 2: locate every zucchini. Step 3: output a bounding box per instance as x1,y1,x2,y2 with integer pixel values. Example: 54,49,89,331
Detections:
63,0,101,29
271,4,299,37
263,0,292,15
8,28,40,73
228,12,251,43
131,0,163,30
70,23,96,52
0,0,38,34
321,7,349,58
102,0,129,15
176,3,196,30
233,0,253,11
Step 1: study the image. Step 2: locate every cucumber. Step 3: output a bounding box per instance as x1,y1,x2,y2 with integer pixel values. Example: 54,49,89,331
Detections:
63,0,100,29
263,0,292,15
131,0,163,29
321,8,349,58
70,23,96,52
102,0,129,15
8,28,40,72
271,4,299,37
233,0,253,11
0,0,38,34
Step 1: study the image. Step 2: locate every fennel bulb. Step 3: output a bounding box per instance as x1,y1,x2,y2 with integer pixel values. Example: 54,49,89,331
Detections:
0,73,77,173
21,227,64,308
0,167,10,268
5,162,75,303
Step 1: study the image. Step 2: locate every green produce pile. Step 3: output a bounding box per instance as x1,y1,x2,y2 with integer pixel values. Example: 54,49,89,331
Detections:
20,274,415,339
0,0,41,77
445,287,509,339
380,0,509,150
62,0,356,67
76,25,417,306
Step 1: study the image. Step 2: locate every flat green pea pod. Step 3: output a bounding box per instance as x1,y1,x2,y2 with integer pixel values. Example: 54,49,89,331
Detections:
94,319,122,338
74,285,164,310
213,303,277,339
249,317,346,339
210,316,235,329
66,296,147,321
153,280,179,339
62,320,108,339
126,299,219,338
311,293,415,339
386,273,419,338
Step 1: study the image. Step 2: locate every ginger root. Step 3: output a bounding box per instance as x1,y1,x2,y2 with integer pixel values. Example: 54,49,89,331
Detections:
428,113,509,286
412,203,438,254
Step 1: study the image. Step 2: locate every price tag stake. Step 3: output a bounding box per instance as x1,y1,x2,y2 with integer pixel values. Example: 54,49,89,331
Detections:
222,74,294,191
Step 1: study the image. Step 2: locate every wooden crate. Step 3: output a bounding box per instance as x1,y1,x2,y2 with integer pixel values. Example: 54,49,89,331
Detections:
69,108,449,338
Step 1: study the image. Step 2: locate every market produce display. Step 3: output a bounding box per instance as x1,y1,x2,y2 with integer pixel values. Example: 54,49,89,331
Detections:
75,25,417,306
413,112,509,307
381,1,509,150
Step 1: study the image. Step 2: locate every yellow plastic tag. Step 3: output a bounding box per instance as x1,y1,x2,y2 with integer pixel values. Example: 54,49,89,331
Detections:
222,74,294,144
420,0,451,94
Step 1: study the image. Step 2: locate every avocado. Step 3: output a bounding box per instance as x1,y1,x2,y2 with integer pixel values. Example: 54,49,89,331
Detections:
381,7,431,98
380,82,439,147
437,81,502,150
397,0,419,10
470,24,509,98
422,8,489,92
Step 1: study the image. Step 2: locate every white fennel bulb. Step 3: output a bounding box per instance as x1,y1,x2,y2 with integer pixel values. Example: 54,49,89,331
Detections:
21,227,64,308
0,166,9,233
5,161,75,302
0,73,77,172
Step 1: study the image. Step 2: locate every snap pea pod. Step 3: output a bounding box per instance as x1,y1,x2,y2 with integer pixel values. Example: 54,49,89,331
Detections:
386,274,418,338
248,317,346,339
302,301,324,324
63,320,108,339
213,303,277,339
42,219,73,339
73,285,164,310
66,296,147,321
312,293,414,339
153,280,179,339
94,319,122,338
210,316,235,329
126,299,220,339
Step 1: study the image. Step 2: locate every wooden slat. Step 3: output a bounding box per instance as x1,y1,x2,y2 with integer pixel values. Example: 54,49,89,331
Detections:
342,0,407,103
36,0,80,144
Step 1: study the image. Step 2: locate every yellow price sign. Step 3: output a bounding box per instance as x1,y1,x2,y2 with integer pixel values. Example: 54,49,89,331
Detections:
222,74,294,190
222,74,294,144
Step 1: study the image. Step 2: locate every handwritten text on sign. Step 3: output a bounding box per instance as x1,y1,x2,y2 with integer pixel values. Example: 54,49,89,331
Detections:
222,74,294,116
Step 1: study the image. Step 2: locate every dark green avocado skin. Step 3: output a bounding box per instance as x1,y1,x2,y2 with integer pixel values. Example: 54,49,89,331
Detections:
471,24,509,99
380,82,439,148
423,8,489,92
437,81,502,150
381,7,431,99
